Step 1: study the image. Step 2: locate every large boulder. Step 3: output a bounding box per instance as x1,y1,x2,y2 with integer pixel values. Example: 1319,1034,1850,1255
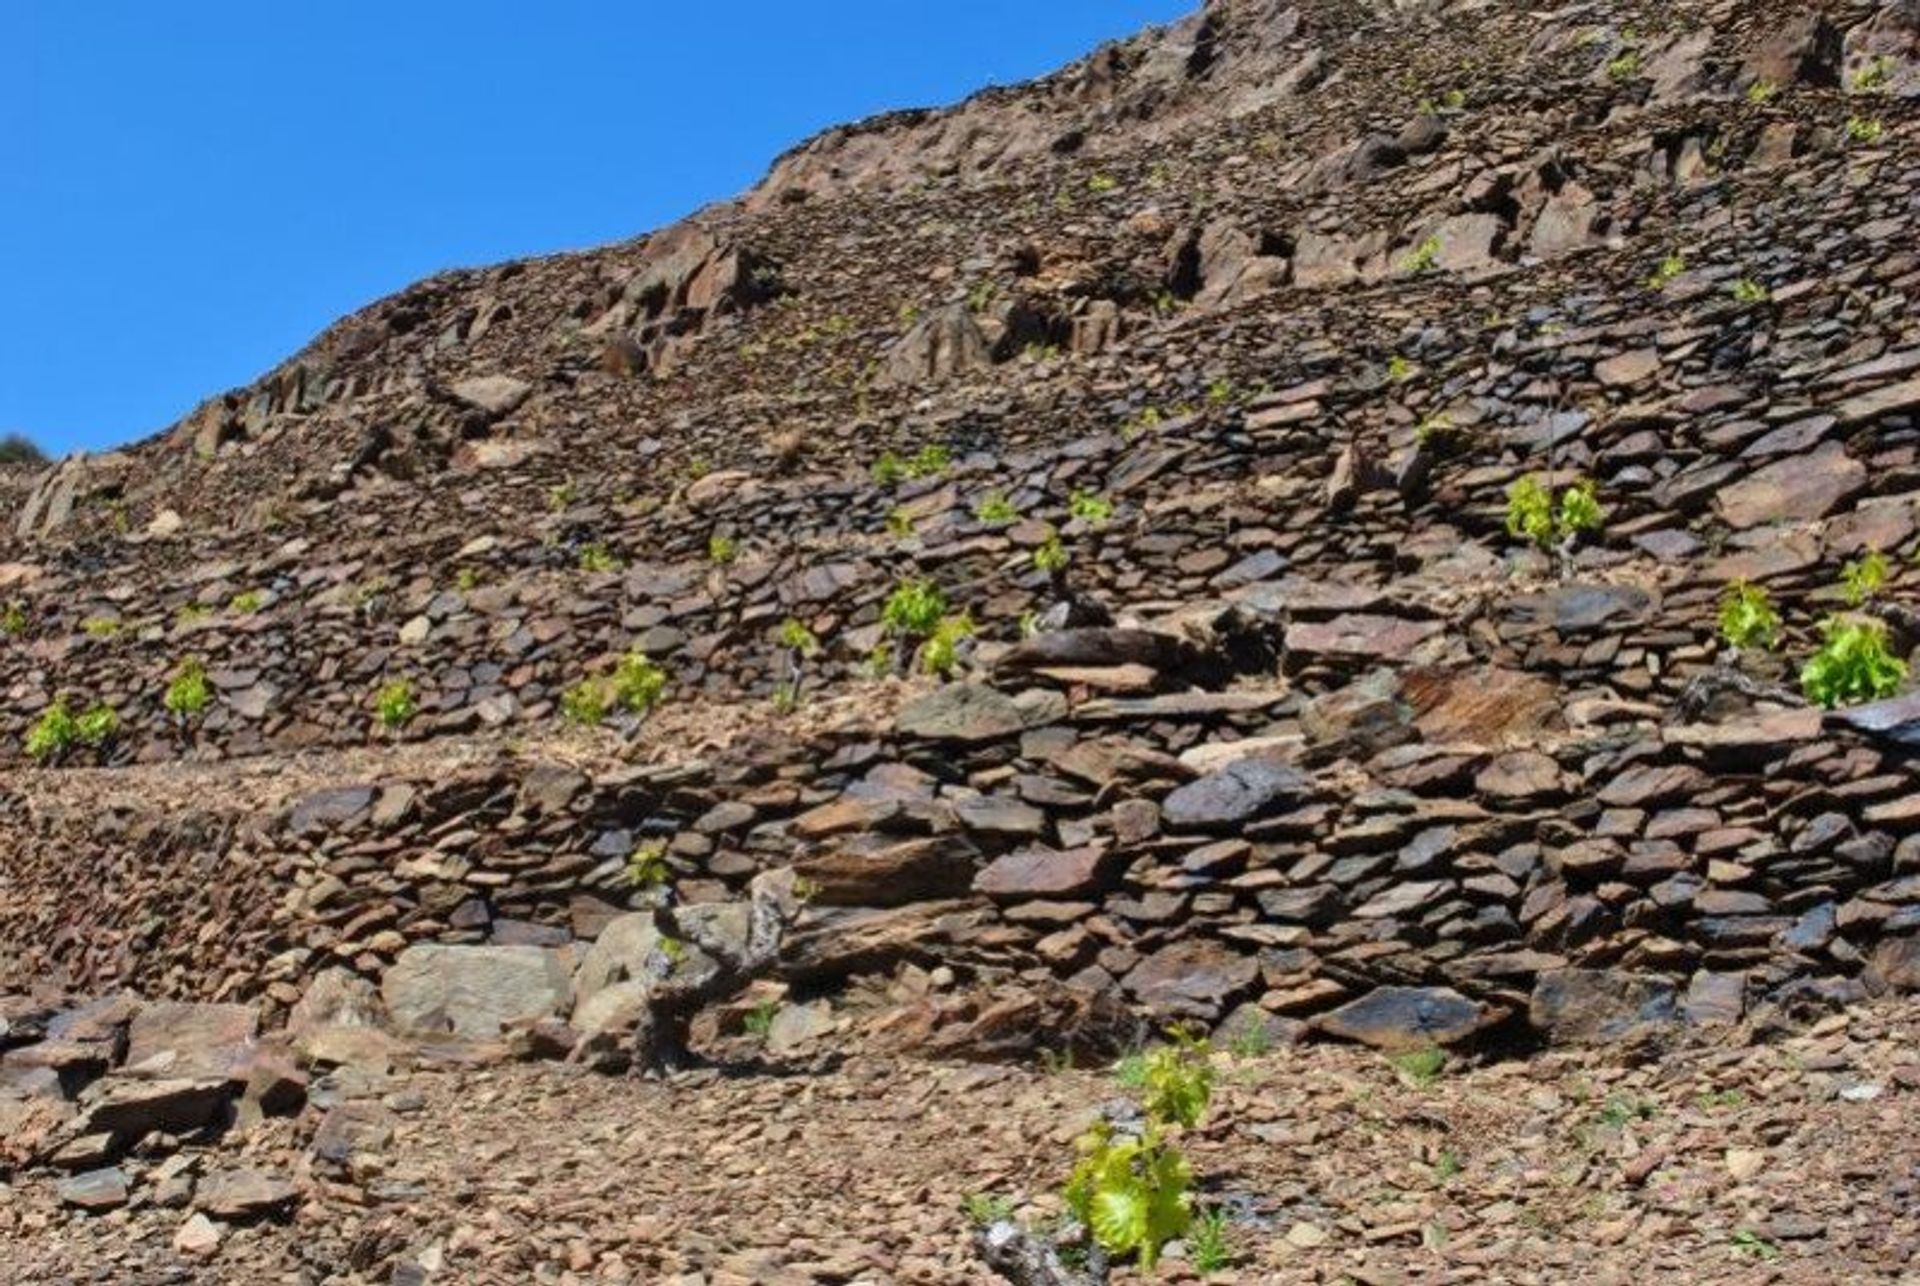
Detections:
381,945,571,1039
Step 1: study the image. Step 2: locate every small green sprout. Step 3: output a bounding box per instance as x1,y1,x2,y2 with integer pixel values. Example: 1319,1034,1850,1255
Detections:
1719,581,1781,651
1206,378,1234,406
1730,277,1770,305
1606,49,1642,81
708,533,738,565
455,567,481,592
921,613,975,678
229,589,265,615
885,506,915,538
1847,115,1886,144
625,838,670,888
578,542,622,574
882,579,948,638
1647,250,1686,289
1852,55,1895,94
1087,173,1119,194
1188,1207,1234,1273
743,1000,779,1039
547,480,578,512
1388,1047,1447,1089
965,1193,1017,1227
1068,490,1114,526
81,616,124,638
1,601,25,637
1745,79,1778,104
1730,1228,1780,1261
375,679,418,730
777,618,820,655
1506,475,1603,550
1033,527,1070,575
163,658,212,720
1400,234,1442,274
1842,549,1891,607
973,491,1019,526
872,452,906,486
908,443,951,479
1386,354,1414,382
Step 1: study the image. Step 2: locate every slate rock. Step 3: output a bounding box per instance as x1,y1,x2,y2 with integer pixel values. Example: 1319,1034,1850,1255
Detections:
58,1167,130,1212
974,845,1121,899
1315,986,1487,1051
1529,969,1678,1043
895,683,1028,743
382,945,571,1038
1122,939,1261,1020
1161,757,1308,831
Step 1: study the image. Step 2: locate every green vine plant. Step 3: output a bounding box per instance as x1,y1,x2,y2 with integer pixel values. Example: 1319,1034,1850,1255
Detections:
563,652,669,727
1801,616,1907,709
1504,475,1604,561
163,657,213,723
1841,549,1890,608
1060,1032,1217,1270
775,617,822,712
374,679,418,732
26,697,120,764
1718,581,1781,653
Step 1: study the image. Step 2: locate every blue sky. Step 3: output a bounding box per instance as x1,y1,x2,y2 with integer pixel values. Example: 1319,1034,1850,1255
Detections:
1,1,1190,456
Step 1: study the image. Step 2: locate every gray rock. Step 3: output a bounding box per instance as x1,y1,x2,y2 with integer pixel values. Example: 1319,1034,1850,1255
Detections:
1315,986,1486,1050
1161,757,1308,831
1529,969,1678,1043
895,682,1027,743
382,945,571,1038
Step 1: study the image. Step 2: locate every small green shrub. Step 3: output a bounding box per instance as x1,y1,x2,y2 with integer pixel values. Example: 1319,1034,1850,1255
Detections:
1606,49,1642,81
1206,379,1234,407
1505,475,1604,550
1745,78,1779,104
1730,277,1770,305
1852,55,1895,94
163,658,212,720
1137,1035,1214,1129
778,618,820,655
81,616,124,639
1063,1124,1193,1270
26,699,118,761
707,534,738,565
921,613,975,678
578,542,621,574
1087,173,1119,194
567,652,669,724
547,480,578,512
1399,234,1442,274
1068,490,1114,526
625,838,670,888
1731,1228,1781,1262
908,443,951,479
2,601,26,637
1386,354,1414,382
885,506,915,538
374,679,418,730
871,452,906,486
1847,115,1886,143
882,579,947,638
1842,550,1891,607
229,590,265,615
973,491,1018,526
1719,581,1781,651
1647,250,1686,290
1802,617,1907,708
561,679,612,726
455,567,481,592
1033,527,1070,575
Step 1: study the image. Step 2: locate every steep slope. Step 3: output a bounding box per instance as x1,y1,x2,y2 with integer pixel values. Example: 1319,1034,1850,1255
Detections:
5,0,1920,1277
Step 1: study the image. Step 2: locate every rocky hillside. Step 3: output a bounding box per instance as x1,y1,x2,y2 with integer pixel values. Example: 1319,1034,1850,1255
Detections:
5,0,1920,1280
